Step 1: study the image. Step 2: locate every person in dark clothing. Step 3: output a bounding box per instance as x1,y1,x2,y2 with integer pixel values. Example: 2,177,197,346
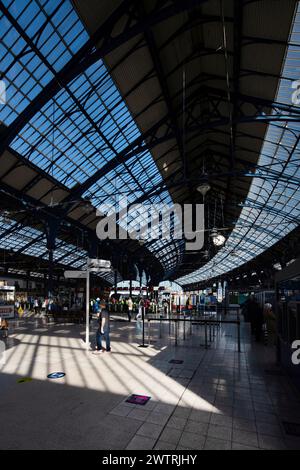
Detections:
248,296,264,342
241,298,251,323
93,298,111,354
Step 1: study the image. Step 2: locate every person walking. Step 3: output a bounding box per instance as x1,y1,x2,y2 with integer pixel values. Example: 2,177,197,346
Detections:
127,297,133,322
93,297,111,354
34,298,39,315
163,300,169,317
136,298,144,321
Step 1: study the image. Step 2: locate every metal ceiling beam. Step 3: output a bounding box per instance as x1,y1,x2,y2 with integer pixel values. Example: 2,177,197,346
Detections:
0,0,206,154
182,225,300,290
1,81,295,222
222,0,244,227
13,233,45,257
65,85,300,200
0,178,163,274
0,3,149,203
0,215,31,240
242,35,294,47
243,198,300,225
134,0,187,180
0,183,164,282
179,129,300,285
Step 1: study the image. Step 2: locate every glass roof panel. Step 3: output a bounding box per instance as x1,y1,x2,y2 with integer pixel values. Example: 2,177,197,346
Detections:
0,0,88,125
0,215,115,281
176,4,300,285
0,0,185,275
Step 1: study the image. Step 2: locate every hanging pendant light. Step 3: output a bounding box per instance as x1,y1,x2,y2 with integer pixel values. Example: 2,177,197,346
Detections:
163,162,168,172
196,182,211,197
211,228,226,246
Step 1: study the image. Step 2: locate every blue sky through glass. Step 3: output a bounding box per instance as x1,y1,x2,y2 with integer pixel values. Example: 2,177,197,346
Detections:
0,0,184,276
0,215,115,282
176,3,300,286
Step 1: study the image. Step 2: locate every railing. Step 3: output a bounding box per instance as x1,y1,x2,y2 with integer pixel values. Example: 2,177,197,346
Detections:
139,310,241,352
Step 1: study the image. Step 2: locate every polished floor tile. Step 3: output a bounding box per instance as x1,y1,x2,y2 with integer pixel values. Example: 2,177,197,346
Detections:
1,314,300,450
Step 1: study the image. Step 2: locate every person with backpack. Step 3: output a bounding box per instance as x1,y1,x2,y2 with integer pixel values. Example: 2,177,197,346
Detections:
93,298,100,314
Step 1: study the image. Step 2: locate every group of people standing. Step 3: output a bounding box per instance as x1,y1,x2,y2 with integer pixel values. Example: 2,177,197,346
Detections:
242,296,276,345
14,297,66,316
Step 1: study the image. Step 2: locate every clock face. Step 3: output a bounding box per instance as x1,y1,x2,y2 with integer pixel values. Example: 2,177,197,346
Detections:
213,234,225,246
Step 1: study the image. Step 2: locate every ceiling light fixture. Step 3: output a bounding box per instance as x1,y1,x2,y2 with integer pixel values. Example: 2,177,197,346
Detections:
211,228,226,246
196,182,211,197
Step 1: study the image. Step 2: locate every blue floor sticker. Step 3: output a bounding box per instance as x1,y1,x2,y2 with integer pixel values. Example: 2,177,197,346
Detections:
47,372,66,379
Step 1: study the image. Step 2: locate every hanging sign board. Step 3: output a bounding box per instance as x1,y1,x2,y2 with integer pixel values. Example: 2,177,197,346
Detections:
88,259,111,269
89,267,112,273
0,305,15,319
64,271,87,279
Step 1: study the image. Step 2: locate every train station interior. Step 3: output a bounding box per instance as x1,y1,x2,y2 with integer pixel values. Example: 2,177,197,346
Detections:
0,0,300,451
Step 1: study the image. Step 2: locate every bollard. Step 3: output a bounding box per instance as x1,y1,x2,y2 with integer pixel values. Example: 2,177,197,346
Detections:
183,312,186,340
205,321,208,349
175,319,178,346
148,319,151,346
139,307,148,348
238,320,241,353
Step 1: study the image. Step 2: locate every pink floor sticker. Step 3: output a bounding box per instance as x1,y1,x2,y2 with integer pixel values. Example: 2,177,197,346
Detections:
126,394,151,405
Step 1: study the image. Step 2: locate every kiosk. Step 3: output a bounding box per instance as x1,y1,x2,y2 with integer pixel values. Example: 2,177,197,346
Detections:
0,285,15,319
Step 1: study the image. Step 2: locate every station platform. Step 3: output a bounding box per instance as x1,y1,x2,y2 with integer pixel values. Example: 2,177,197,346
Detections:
0,315,300,450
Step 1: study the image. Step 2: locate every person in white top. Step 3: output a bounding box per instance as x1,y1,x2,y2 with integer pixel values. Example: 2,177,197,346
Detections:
136,298,144,321
127,297,133,322
34,298,39,315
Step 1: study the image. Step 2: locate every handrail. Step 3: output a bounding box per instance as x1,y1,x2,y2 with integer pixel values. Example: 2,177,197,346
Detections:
145,316,241,352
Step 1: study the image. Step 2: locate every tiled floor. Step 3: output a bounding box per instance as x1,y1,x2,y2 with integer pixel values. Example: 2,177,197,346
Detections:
0,314,300,450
